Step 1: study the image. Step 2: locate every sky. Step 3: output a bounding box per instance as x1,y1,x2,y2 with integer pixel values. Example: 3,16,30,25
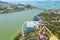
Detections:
1,0,60,4
1,0,60,2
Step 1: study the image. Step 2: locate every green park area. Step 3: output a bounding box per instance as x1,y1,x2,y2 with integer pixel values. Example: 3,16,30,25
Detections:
0,4,37,14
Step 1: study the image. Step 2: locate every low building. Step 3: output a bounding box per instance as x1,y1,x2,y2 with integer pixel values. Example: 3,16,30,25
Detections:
52,17,60,22
53,10,60,14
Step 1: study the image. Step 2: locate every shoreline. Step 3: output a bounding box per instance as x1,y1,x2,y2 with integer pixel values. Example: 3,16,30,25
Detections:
14,9,60,40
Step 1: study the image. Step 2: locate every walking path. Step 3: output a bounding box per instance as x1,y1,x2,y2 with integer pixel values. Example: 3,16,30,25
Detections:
45,27,59,40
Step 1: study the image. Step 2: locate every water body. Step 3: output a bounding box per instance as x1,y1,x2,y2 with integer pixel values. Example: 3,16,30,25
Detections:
0,1,60,40
0,9,42,40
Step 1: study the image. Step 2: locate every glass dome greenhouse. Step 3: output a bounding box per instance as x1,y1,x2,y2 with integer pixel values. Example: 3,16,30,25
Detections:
33,15,40,21
23,21,38,34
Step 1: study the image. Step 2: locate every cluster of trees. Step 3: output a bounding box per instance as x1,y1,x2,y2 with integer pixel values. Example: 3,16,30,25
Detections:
38,10,60,39
0,4,33,14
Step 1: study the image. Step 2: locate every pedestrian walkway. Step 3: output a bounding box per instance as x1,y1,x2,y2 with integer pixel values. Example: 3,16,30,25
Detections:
45,27,59,40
